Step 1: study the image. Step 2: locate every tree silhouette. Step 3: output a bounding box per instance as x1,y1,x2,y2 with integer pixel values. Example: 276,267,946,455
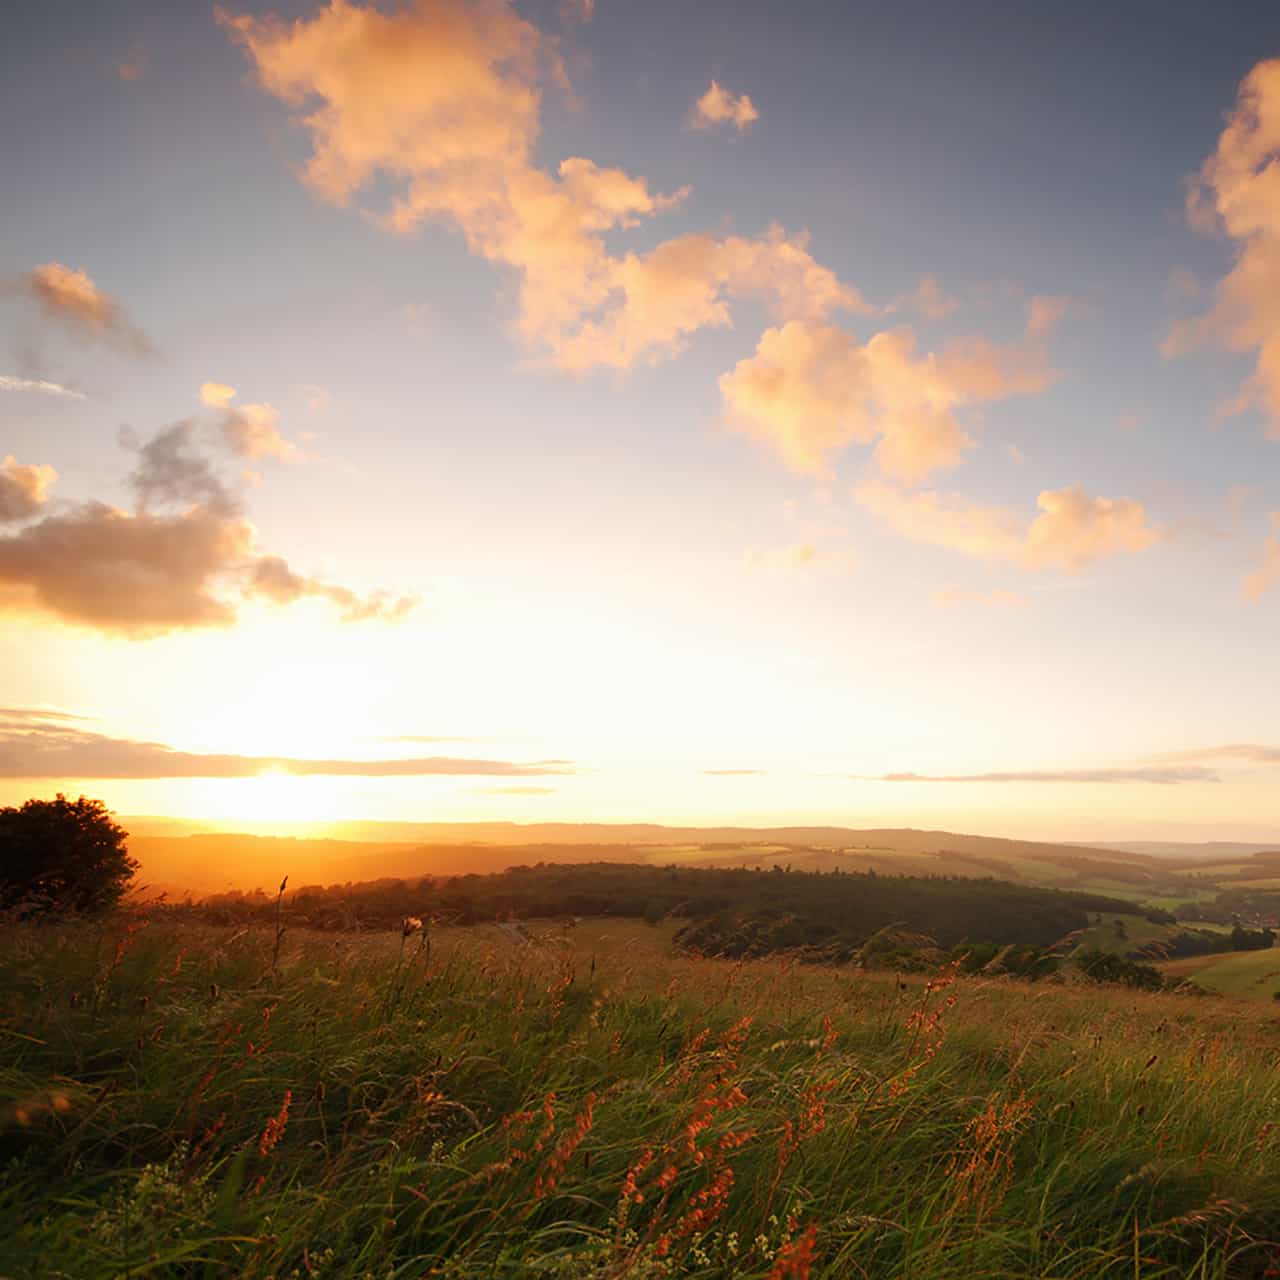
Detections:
0,795,136,915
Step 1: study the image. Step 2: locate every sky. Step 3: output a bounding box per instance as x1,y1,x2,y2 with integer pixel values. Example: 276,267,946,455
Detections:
3,0,1280,842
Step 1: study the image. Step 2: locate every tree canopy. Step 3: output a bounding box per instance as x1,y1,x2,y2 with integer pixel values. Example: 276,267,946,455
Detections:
0,795,136,915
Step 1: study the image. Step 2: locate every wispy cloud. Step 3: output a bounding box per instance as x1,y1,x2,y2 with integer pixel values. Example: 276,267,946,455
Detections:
0,375,85,400
12,263,155,357
702,768,765,776
852,767,1219,785
1152,744,1280,766
1242,512,1280,600
0,709,573,779
855,480,1160,571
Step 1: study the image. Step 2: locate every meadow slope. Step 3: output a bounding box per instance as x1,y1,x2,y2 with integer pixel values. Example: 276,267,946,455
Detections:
3,918,1280,1278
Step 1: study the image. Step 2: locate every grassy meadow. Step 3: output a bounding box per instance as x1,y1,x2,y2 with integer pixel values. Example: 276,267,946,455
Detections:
5,915,1280,1278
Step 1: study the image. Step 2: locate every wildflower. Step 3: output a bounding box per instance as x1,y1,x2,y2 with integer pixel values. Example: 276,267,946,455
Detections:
258,1089,292,1158
402,916,423,938
768,1223,817,1279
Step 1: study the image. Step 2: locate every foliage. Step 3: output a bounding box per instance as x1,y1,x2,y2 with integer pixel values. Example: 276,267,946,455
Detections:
0,795,136,916
190,861,1144,954
3,920,1280,1277
1074,948,1166,991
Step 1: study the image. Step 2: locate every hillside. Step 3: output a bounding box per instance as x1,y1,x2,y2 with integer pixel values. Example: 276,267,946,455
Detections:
127,821,1192,897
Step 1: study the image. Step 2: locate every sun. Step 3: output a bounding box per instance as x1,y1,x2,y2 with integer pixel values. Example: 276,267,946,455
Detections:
183,768,351,827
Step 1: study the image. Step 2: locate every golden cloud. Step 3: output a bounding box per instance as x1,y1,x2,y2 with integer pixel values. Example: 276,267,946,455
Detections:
720,318,1055,480
0,423,414,636
17,263,155,356
691,80,759,131
1168,59,1280,435
855,479,1159,570
0,709,571,779
1242,512,1280,600
200,382,297,461
222,0,861,371
0,457,57,523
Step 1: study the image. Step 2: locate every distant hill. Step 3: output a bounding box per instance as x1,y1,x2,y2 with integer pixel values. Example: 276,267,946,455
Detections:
1079,840,1280,860
124,820,1190,897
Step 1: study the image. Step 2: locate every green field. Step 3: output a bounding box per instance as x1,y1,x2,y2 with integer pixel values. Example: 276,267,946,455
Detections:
1159,947,1280,998
6,917,1280,1278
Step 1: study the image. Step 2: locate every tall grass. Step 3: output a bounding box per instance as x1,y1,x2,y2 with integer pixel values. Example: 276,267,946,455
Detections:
3,916,1280,1277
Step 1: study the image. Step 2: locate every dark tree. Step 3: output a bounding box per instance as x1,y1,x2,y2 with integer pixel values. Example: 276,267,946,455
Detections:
0,795,136,915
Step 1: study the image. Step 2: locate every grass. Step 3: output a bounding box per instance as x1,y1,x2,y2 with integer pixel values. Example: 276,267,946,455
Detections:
1158,947,1280,999
5,916,1280,1278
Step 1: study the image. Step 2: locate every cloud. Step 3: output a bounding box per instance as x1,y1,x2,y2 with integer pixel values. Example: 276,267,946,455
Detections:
1026,294,1069,337
248,555,417,622
222,0,861,372
0,457,57,523
721,319,1055,480
477,784,558,794
930,585,1029,610
897,275,959,319
1153,743,1280,765
691,80,759,131
200,381,297,461
743,540,859,575
0,375,85,399
1167,59,1280,435
14,263,155,357
0,421,415,636
856,767,1219,784
0,709,573,779
1242,511,1280,600
855,479,1159,570
702,768,764,776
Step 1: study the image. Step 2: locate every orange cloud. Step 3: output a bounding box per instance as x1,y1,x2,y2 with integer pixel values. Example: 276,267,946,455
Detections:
200,381,297,460
1242,512,1280,600
0,457,57,523
17,263,154,356
691,80,759,131
222,0,860,371
719,318,1055,480
0,423,413,636
249,555,417,622
855,479,1159,570
897,275,959,319
1168,59,1280,435
0,710,571,779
